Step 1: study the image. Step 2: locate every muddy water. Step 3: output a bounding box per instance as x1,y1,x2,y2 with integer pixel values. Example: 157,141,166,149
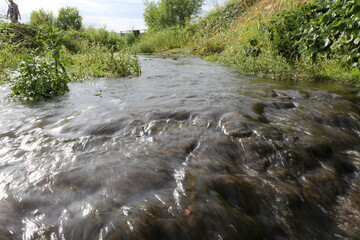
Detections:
0,56,359,240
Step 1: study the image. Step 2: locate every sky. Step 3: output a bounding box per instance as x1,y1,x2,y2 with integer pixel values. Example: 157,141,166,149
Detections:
0,0,227,32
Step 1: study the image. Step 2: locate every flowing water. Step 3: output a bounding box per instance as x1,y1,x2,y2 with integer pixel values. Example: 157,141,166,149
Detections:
0,56,360,240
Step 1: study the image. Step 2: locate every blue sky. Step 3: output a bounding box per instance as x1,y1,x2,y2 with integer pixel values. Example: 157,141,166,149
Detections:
1,0,227,32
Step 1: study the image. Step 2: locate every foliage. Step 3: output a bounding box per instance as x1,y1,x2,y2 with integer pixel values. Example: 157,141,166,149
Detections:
208,0,358,84
11,25,70,101
29,9,55,27
0,21,39,48
11,54,70,101
1,9,141,97
267,0,360,66
134,0,359,84
83,27,126,51
0,41,19,81
66,44,141,78
57,6,83,31
125,31,138,46
60,27,126,53
0,21,38,81
132,27,189,53
144,0,204,29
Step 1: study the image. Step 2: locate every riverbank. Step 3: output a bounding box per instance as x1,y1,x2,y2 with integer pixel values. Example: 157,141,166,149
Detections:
132,0,360,85
0,19,140,101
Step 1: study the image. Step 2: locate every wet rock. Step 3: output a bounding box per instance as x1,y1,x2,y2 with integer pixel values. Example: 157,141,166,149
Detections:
333,177,360,239
148,110,193,122
281,149,321,176
187,132,244,174
333,155,356,175
219,112,254,138
301,165,343,206
227,128,253,138
292,136,333,159
153,219,185,240
210,175,258,215
299,90,311,99
272,101,296,110
267,90,278,98
304,111,360,132
267,168,297,181
252,102,266,116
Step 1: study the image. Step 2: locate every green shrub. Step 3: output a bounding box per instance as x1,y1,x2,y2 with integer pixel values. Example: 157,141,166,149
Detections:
267,0,360,66
11,25,71,101
60,29,89,53
83,27,126,50
29,9,55,27
144,0,204,30
125,32,138,46
57,6,82,31
11,53,70,101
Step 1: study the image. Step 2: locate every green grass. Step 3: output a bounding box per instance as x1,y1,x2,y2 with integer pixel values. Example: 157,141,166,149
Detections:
133,0,360,85
131,27,190,54
0,20,142,101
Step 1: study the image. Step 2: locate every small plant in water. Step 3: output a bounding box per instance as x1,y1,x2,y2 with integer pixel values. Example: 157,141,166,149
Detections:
11,24,70,101
11,53,70,101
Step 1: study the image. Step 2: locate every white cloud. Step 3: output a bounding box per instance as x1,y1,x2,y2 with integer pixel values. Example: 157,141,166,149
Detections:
85,16,146,32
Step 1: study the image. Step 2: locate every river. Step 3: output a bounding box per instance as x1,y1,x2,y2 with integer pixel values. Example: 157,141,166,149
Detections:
0,56,359,239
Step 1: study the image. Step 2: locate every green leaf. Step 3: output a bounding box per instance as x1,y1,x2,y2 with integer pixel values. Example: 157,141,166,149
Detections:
305,34,318,41
354,38,360,44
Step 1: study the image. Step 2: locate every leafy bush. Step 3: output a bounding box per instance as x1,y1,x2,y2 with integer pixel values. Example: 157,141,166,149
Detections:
11,54,70,101
144,0,204,29
60,29,89,53
267,0,360,66
57,6,82,31
11,25,70,101
125,31,138,46
29,9,55,27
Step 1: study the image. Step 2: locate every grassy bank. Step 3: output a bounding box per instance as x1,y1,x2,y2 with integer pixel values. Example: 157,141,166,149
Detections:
0,19,140,101
132,0,360,85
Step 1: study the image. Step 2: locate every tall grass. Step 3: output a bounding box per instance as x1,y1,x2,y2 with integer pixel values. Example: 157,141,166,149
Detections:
132,26,190,54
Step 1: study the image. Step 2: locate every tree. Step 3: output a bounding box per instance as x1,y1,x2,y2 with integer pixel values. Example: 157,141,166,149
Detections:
144,0,204,29
29,9,55,26
57,6,82,31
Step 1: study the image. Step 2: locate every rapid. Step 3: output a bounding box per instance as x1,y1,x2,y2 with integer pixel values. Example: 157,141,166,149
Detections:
0,56,359,239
